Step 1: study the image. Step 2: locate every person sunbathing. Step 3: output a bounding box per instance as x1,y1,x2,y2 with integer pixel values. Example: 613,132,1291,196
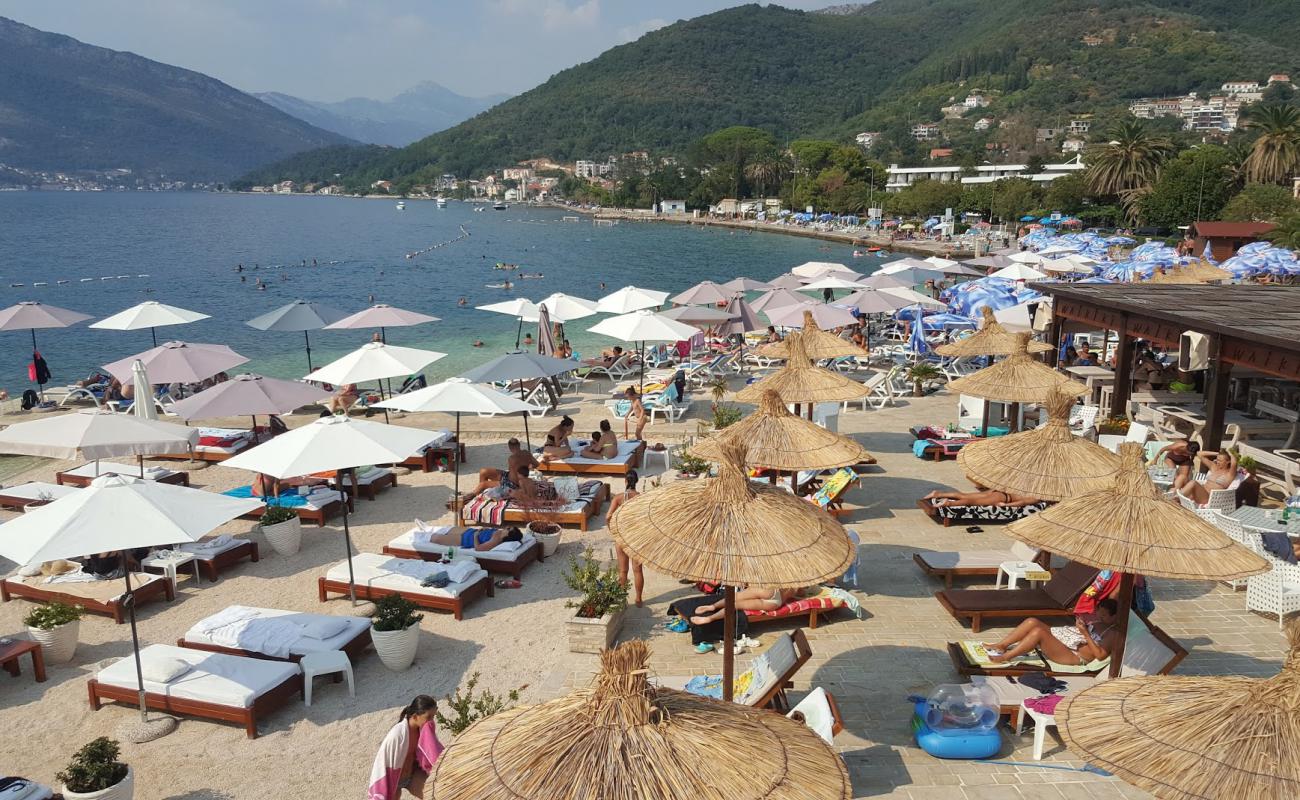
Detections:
982,598,1120,665
922,486,1040,507
582,346,623,367
426,526,524,551
1175,448,1238,505
580,420,619,459
688,586,805,625
463,438,537,502
328,383,359,414
539,417,575,461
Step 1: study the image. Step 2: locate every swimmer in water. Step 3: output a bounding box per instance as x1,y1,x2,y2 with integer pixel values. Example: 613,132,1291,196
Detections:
368,294,375,303
472,340,484,347
523,333,534,346
457,297,467,306
599,282,606,290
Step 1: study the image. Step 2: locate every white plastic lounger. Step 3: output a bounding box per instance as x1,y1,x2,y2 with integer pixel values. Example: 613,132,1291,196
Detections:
383,527,542,579
318,552,493,620
88,644,302,738
179,605,371,662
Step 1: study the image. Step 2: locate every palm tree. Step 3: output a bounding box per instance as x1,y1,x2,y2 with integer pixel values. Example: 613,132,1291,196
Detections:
745,156,788,200
1084,121,1175,199
1265,212,1300,251
1242,104,1300,185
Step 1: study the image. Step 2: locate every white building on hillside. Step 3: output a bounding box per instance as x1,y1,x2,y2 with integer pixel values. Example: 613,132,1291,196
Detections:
884,156,1085,192
855,131,881,148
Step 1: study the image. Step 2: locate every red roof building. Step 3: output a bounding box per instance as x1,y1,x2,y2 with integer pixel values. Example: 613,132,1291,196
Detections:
1190,221,1276,261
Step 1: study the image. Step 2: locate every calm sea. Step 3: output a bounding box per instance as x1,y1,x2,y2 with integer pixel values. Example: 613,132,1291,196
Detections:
0,191,895,385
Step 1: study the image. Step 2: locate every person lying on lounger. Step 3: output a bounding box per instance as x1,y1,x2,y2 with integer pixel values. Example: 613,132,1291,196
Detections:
687,586,807,625
922,486,1041,507
582,346,623,367
981,598,1120,665
579,419,619,459
426,526,524,551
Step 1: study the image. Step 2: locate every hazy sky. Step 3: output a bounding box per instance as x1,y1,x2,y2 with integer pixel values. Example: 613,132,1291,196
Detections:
0,0,830,101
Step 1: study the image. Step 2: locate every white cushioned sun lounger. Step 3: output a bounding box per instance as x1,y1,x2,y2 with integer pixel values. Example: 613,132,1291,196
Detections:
318,552,493,620
384,528,542,579
179,605,371,662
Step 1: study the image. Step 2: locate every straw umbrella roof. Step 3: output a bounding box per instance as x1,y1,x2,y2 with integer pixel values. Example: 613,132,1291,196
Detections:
956,389,1121,501
736,333,873,406
1144,268,1204,285
755,310,866,360
427,640,852,800
1005,443,1269,580
692,389,872,470
1056,620,1300,800
609,440,854,585
945,333,1087,403
1185,259,1235,283
934,307,1053,357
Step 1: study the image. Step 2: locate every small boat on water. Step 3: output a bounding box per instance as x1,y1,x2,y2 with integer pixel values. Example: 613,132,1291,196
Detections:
436,197,447,208
473,206,486,212
396,201,406,211
493,202,507,211
519,273,544,279
493,262,518,271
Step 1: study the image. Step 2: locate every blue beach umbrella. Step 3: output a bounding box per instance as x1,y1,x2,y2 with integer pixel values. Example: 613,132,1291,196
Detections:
917,313,977,331
907,306,930,356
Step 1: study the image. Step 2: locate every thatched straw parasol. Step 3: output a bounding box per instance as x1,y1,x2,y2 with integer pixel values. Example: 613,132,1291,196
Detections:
1056,620,1300,800
935,307,1053,357
736,332,872,411
946,333,1087,404
755,310,866,360
691,389,872,488
1185,259,1235,283
1005,443,1268,676
1145,268,1204,285
609,439,853,698
428,640,852,800
955,388,1121,501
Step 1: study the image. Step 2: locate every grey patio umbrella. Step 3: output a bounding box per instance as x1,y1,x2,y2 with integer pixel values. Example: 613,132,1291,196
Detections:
0,301,92,402
460,351,577,448
721,295,764,336
245,299,348,372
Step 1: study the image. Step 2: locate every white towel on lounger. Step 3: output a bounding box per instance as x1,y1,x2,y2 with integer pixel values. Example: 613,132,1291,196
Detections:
444,560,478,584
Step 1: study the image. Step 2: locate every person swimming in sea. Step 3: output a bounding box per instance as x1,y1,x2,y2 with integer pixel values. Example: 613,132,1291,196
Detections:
472,339,484,347
457,297,467,306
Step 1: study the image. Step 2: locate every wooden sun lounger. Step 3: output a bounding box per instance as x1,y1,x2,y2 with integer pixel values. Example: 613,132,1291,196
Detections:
177,626,372,665
382,528,544,580
913,544,1049,588
752,628,814,712
239,495,350,528
744,594,846,629
188,540,260,582
0,481,77,511
154,435,257,463
317,572,494,621
917,497,1051,528
537,441,646,476
56,466,190,488
500,482,610,531
396,437,466,473
2,573,174,624
933,561,1098,633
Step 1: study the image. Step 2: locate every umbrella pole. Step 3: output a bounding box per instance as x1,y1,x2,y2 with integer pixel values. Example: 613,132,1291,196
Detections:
722,585,736,702
150,327,157,348
519,385,531,449
515,317,523,350
138,454,144,479
377,381,390,424
1107,572,1136,680
30,328,43,403
123,570,148,721
640,341,645,395
342,468,358,604
304,331,313,373
452,412,461,518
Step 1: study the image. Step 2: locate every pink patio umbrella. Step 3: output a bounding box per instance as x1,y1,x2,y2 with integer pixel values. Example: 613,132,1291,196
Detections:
102,341,249,385
169,373,329,436
0,301,92,402
765,301,858,330
750,288,805,314
670,281,730,306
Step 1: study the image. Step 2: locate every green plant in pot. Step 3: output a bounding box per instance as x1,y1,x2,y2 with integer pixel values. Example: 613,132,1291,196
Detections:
1097,416,1131,436
370,593,423,671
24,600,83,664
905,362,942,397
562,548,629,653
258,503,301,557
58,737,132,799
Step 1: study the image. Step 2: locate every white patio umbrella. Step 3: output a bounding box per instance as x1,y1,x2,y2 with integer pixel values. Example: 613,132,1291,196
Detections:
670,281,730,306
990,263,1049,281
1043,256,1095,275
791,261,855,278
766,274,807,291
1008,251,1048,265
0,474,261,728
170,373,328,434
90,301,210,347
588,310,699,392
374,377,533,509
838,288,913,315
0,407,198,461
534,293,598,323
721,277,772,292
856,273,909,290
460,351,581,447
476,297,541,348
131,360,157,421
245,299,349,372
102,341,249,384
875,263,945,286
879,286,948,309
223,415,435,601
304,341,445,423
595,286,669,315
924,256,960,269
765,301,858,329
659,305,735,326
799,275,865,293
323,303,440,341
0,301,93,401
993,303,1035,332
963,254,1015,270
750,288,806,314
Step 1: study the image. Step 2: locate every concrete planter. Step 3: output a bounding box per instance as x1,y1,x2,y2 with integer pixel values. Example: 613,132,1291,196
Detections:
528,521,562,557
28,619,79,664
260,515,302,557
566,609,625,654
371,622,419,671
63,766,134,800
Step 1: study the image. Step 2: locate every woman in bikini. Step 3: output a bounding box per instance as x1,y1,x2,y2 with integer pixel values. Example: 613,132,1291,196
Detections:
539,417,575,461
579,419,619,459
1175,448,1238,505
687,586,803,625
983,598,1120,665
1151,439,1199,483
609,469,644,606
922,486,1039,507
623,387,646,442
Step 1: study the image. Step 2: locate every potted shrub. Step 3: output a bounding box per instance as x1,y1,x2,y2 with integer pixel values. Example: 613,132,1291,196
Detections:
24,601,82,664
1097,416,1131,436
259,504,301,556
58,737,133,800
672,451,711,479
905,363,942,397
370,593,423,671
563,548,629,654
527,520,562,557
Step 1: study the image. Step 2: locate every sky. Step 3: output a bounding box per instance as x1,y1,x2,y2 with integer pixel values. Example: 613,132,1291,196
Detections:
0,0,832,101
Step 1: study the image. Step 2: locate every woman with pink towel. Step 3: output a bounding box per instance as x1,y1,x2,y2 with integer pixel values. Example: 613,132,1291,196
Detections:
368,695,444,799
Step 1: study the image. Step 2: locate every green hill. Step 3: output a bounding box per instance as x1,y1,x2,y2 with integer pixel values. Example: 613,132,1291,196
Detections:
239,0,1299,188
0,16,351,181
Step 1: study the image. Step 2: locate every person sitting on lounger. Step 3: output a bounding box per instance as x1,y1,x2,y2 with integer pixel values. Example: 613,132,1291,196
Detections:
765,325,782,344
463,438,538,502
427,526,524,551
582,346,623,367
540,417,575,461
982,598,1120,665
580,419,619,459
687,586,807,625
922,486,1040,507
1175,448,1238,505
328,383,359,414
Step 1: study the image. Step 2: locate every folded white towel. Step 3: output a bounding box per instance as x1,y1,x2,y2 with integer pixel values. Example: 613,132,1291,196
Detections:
444,560,478,584
492,541,523,553
44,569,100,584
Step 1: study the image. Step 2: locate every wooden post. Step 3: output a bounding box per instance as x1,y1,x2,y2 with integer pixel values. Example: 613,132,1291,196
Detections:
1203,337,1232,450
1107,572,1136,679
1110,318,1133,419
1047,315,1062,368
722,585,736,702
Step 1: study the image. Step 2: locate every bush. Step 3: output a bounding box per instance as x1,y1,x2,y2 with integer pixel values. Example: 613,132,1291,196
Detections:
371,594,423,632
435,672,521,737
260,505,298,526
563,548,629,618
57,738,128,793
23,601,82,630
671,450,712,476
711,403,743,430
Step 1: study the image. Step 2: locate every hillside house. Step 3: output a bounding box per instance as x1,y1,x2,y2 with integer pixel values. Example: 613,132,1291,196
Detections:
973,117,994,131
911,123,942,141
855,131,881,148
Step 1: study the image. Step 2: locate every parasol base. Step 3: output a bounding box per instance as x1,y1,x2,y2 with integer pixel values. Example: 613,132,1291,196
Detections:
116,715,178,743
350,601,377,617
176,460,210,471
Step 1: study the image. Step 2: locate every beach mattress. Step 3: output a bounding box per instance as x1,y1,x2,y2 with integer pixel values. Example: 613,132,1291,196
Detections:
915,550,1024,570
543,439,642,466
62,462,179,481
0,481,78,502
194,427,255,454
326,553,488,599
389,528,537,563
5,571,163,603
417,430,454,451
97,644,297,708
182,606,369,657
176,537,252,561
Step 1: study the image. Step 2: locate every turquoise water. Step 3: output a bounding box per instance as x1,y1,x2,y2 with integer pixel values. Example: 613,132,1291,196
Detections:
0,192,895,384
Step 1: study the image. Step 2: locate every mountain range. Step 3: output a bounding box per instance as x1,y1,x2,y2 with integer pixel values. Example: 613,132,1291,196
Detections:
241,0,1300,190
0,16,349,181
254,82,509,147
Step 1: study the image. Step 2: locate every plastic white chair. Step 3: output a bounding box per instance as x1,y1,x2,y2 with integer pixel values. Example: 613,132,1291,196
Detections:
1246,552,1300,629
301,650,355,706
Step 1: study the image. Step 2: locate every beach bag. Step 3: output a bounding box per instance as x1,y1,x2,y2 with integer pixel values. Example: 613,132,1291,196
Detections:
19,389,38,410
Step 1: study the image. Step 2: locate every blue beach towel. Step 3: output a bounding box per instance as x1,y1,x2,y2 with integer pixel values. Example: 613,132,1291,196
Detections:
223,485,309,508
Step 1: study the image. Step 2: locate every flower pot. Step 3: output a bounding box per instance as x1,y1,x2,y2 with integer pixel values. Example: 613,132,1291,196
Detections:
260,515,302,557
528,521,562,558
28,619,79,664
566,608,625,654
63,766,134,800
371,622,420,671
